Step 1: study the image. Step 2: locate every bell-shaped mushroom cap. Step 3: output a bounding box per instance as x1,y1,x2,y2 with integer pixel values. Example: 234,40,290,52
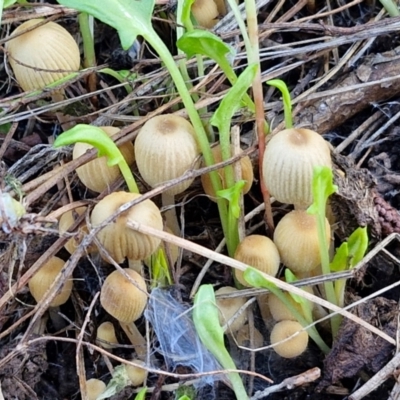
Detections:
73,126,135,193
215,286,247,333
262,128,331,208
273,210,330,274
270,320,309,358
201,144,254,202
6,19,80,91
90,191,163,263
235,324,264,349
191,0,219,28
234,235,280,287
100,269,148,324
28,256,73,307
96,321,119,349
134,114,201,196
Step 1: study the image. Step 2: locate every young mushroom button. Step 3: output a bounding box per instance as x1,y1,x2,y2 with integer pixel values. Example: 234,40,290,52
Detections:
234,235,280,287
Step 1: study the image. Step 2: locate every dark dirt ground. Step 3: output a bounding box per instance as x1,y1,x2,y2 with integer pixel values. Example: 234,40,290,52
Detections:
2,0,400,399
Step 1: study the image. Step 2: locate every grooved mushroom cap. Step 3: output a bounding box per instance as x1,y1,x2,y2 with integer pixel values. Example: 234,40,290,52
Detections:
6,19,80,91
191,0,219,28
73,126,135,193
234,235,280,287
262,128,331,208
270,320,309,358
28,256,73,307
134,114,201,196
200,144,254,201
100,269,148,324
215,286,247,332
90,191,163,263
273,210,330,274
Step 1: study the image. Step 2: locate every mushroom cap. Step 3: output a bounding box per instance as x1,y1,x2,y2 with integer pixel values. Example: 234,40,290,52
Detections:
235,324,264,349
86,379,106,400
273,210,330,274
234,235,280,287
73,126,135,193
134,114,201,196
268,286,314,322
90,191,163,263
59,206,96,254
96,321,119,349
262,128,332,208
125,360,148,386
215,286,247,332
28,256,72,307
6,19,80,91
200,144,254,202
191,0,219,28
100,269,148,324
270,320,309,358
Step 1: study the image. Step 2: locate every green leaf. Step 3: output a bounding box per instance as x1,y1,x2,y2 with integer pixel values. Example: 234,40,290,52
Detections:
217,181,245,218
211,64,258,131
177,30,234,65
347,226,369,267
53,124,123,167
307,166,338,216
243,267,277,291
193,285,248,400
330,242,349,272
56,0,155,50
96,365,130,399
134,387,147,400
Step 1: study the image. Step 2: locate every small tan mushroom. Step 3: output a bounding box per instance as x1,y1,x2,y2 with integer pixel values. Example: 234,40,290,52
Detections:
96,321,119,349
100,269,148,359
234,235,280,287
125,360,148,386
73,126,135,193
273,210,330,274
191,0,219,28
86,379,106,400
270,320,309,358
215,286,247,333
28,256,72,307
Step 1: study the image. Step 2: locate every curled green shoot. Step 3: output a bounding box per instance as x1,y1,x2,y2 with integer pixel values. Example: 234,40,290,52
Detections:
266,79,293,129
244,267,330,354
53,124,139,194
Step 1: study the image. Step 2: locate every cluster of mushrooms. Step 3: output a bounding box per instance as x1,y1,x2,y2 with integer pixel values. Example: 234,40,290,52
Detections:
6,13,335,399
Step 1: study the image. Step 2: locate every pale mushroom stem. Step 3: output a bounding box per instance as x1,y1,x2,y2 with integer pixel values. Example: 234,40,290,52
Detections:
161,192,181,236
119,322,147,360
